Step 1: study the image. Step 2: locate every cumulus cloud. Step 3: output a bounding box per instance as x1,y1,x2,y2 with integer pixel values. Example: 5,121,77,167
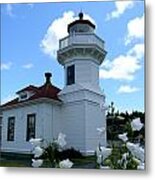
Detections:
99,43,144,81
117,85,140,93
102,15,144,81
40,11,95,58
22,63,34,69
100,55,141,80
125,14,144,45
106,1,135,20
128,43,144,59
0,62,12,70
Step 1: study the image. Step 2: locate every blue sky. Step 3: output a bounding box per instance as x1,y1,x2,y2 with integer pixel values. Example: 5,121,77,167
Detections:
0,0,144,112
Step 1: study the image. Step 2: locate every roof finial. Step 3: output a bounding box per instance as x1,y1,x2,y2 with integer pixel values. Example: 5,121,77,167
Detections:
45,72,52,84
79,11,83,20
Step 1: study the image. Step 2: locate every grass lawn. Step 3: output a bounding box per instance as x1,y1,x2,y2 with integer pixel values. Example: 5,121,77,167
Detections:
72,156,96,168
0,161,29,167
0,155,96,168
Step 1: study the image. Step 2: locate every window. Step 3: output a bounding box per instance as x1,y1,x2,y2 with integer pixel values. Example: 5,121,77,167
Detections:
19,92,28,101
7,117,15,141
26,114,36,141
20,93,27,99
67,65,75,85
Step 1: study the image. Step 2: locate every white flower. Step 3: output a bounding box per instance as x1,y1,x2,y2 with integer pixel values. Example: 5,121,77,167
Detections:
118,132,128,142
122,153,129,160
97,154,102,164
57,132,67,148
126,142,144,162
33,146,44,158
32,159,43,168
131,118,143,131
97,127,106,135
96,146,102,157
59,159,73,168
137,162,145,170
100,146,112,161
29,138,42,146
121,153,129,169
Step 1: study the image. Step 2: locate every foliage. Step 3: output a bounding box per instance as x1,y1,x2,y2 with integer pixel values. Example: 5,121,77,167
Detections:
30,133,73,168
107,102,145,145
41,141,60,167
56,147,83,160
96,103,145,170
102,143,140,169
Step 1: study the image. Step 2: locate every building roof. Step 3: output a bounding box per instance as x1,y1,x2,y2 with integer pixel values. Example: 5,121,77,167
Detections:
16,85,38,94
30,83,61,101
1,73,61,108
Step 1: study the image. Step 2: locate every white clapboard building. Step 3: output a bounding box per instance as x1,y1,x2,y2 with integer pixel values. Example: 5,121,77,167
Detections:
0,13,107,155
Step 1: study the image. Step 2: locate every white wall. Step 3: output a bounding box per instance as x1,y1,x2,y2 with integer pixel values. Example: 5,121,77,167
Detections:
60,101,85,152
85,100,106,154
64,59,99,87
59,87,106,154
1,91,106,155
1,102,61,153
75,59,99,86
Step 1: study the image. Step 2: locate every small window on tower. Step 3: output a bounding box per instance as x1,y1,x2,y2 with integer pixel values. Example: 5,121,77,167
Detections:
67,65,75,85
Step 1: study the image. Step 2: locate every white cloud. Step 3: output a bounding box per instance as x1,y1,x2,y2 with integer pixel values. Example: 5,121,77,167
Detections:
106,1,135,20
6,4,15,17
100,55,141,80
117,85,140,93
128,43,144,59
22,63,34,69
99,43,144,81
0,62,12,70
40,11,95,58
125,14,144,45
100,59,112,69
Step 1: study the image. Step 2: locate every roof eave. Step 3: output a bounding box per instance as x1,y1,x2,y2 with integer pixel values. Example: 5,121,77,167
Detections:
0,97,62,111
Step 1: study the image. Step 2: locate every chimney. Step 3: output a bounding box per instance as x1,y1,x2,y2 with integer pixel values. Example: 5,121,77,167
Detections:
45,72,52,84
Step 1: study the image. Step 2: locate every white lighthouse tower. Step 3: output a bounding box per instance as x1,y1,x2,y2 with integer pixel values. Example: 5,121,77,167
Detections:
57,12,107,154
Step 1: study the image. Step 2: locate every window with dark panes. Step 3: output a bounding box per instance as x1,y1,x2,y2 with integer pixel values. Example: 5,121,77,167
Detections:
7,117,15,141
67,65,75,85
26,114,36,141
20,93,27,100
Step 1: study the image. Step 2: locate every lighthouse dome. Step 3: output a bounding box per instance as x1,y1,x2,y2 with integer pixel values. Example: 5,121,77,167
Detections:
68,12,95,34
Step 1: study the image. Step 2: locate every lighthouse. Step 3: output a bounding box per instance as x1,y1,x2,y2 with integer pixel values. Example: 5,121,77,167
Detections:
57,12,107,154
0,12,107,155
